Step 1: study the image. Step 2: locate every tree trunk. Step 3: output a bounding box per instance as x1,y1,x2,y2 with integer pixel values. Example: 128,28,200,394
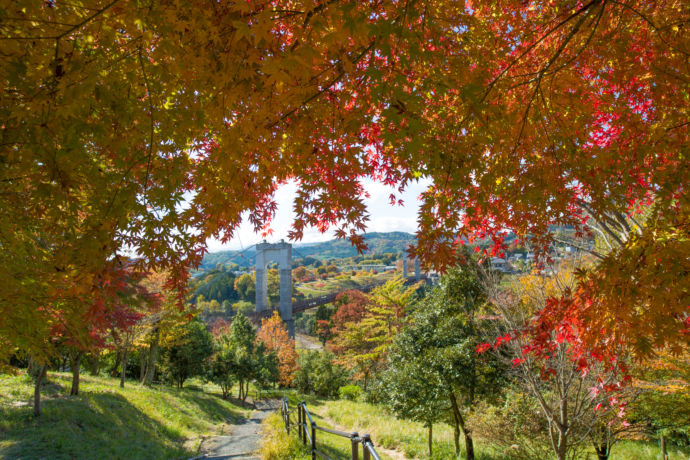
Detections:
143,329,159,386
449,393,461,456
70,352,82,396
33,363,47,417
661,435,668,460
139,350,146,383
449,392,474,460
427,423,433,457
87,353,100,376
594,443,609,460
453,422,460,456
120,348,129,388
111,349,121,377
464,430,475,460
27,355,36,377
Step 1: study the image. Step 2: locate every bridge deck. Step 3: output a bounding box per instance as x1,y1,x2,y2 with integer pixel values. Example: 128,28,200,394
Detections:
246,275,425,322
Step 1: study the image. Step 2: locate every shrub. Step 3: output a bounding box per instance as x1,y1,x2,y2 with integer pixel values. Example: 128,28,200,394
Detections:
294,350,348,398
338,384,362,401
468,389,552,460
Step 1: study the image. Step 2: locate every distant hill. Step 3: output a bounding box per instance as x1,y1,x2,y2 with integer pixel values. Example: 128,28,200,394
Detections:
200,232,416,270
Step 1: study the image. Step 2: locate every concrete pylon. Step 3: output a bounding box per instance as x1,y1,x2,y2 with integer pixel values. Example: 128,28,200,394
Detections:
255,240,294,337
414,258,421,281
402,257,408,278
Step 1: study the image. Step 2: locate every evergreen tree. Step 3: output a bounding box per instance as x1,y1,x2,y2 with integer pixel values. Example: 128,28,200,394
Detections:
382,263,505,460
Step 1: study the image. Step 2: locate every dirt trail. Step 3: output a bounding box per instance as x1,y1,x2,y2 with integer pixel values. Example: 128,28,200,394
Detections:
295,333,323,350
199,399,278,460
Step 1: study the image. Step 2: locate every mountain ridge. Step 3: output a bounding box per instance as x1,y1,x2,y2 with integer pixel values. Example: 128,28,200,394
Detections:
200,231,416,269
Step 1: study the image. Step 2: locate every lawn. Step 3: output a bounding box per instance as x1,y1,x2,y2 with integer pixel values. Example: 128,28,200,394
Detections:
0,372,251,460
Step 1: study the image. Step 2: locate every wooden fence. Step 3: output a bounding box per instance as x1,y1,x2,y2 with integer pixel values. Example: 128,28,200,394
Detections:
281,397,382,460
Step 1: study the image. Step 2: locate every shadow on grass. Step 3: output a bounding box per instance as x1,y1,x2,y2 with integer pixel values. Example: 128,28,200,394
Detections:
172,390,246,424
0,389,240,460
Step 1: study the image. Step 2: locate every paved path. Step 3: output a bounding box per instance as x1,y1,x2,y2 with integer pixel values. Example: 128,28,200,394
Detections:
200,399,279,460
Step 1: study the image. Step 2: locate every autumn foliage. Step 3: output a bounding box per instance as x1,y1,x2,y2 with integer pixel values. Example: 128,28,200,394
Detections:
257,312,298,387
0,1,688,365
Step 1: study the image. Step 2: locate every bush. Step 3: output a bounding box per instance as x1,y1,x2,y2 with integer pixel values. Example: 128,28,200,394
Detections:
468,389,552,460
338,384,362,401
294,350,348,398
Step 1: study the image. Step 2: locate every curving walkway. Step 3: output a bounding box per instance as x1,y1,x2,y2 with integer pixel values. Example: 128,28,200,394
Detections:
200,399,278,460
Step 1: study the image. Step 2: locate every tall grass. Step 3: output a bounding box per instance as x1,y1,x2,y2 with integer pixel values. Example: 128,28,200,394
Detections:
279,396,690,460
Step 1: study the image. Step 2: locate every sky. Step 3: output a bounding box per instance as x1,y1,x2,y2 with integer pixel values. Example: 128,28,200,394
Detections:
206,177,433,252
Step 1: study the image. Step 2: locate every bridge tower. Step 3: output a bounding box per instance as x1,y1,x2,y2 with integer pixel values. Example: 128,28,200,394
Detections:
255,240,294,338
402,256,422,281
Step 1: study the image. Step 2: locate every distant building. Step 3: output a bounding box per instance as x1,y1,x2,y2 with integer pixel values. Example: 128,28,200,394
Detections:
490,257,515,273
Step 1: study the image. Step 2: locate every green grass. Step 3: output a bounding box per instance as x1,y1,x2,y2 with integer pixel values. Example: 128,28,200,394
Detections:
260,412,312,460
280,396,690,460
267,392,394,460
296,272,395,298
320,399,504,460
609,440,690,460
0,372,251,460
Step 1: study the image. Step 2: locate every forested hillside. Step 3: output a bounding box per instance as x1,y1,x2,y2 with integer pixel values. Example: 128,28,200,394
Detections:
200,232,416,269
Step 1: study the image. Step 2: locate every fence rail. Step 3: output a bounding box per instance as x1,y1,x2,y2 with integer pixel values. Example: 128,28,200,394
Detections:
281,397,382,460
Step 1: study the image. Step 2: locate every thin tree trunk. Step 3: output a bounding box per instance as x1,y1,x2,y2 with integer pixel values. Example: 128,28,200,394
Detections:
33,363,47,417
70,351,82,396
112,350,121,377
449,392,474,460
27,355,36,377
120,348,129,388
87,353,100,376
139,350,146,383
427,423,433,457
144,329,159,386
594,443,609,460
464,430,475,460
449,393,461,456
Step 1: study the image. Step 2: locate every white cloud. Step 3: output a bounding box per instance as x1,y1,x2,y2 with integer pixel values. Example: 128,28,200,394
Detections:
206,177,432,252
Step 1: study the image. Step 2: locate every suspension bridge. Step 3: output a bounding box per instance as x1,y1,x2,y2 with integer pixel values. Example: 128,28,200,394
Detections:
209,240,426,337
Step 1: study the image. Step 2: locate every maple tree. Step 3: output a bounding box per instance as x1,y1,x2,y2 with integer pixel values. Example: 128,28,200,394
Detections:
256,311,298,387
329,290,371,337
1,1,687,365
137,269,194,385
484,268,630,460
327,277,418,388
629,349,690,445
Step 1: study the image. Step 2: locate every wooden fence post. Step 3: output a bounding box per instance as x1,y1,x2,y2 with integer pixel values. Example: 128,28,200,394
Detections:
302,403,307,445
362,434,371,460
351,433,359,460
311,422,317,460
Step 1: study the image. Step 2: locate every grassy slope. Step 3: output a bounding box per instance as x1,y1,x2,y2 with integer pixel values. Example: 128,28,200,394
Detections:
320,399,690,460
296,272,395,299
0,372,250,460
